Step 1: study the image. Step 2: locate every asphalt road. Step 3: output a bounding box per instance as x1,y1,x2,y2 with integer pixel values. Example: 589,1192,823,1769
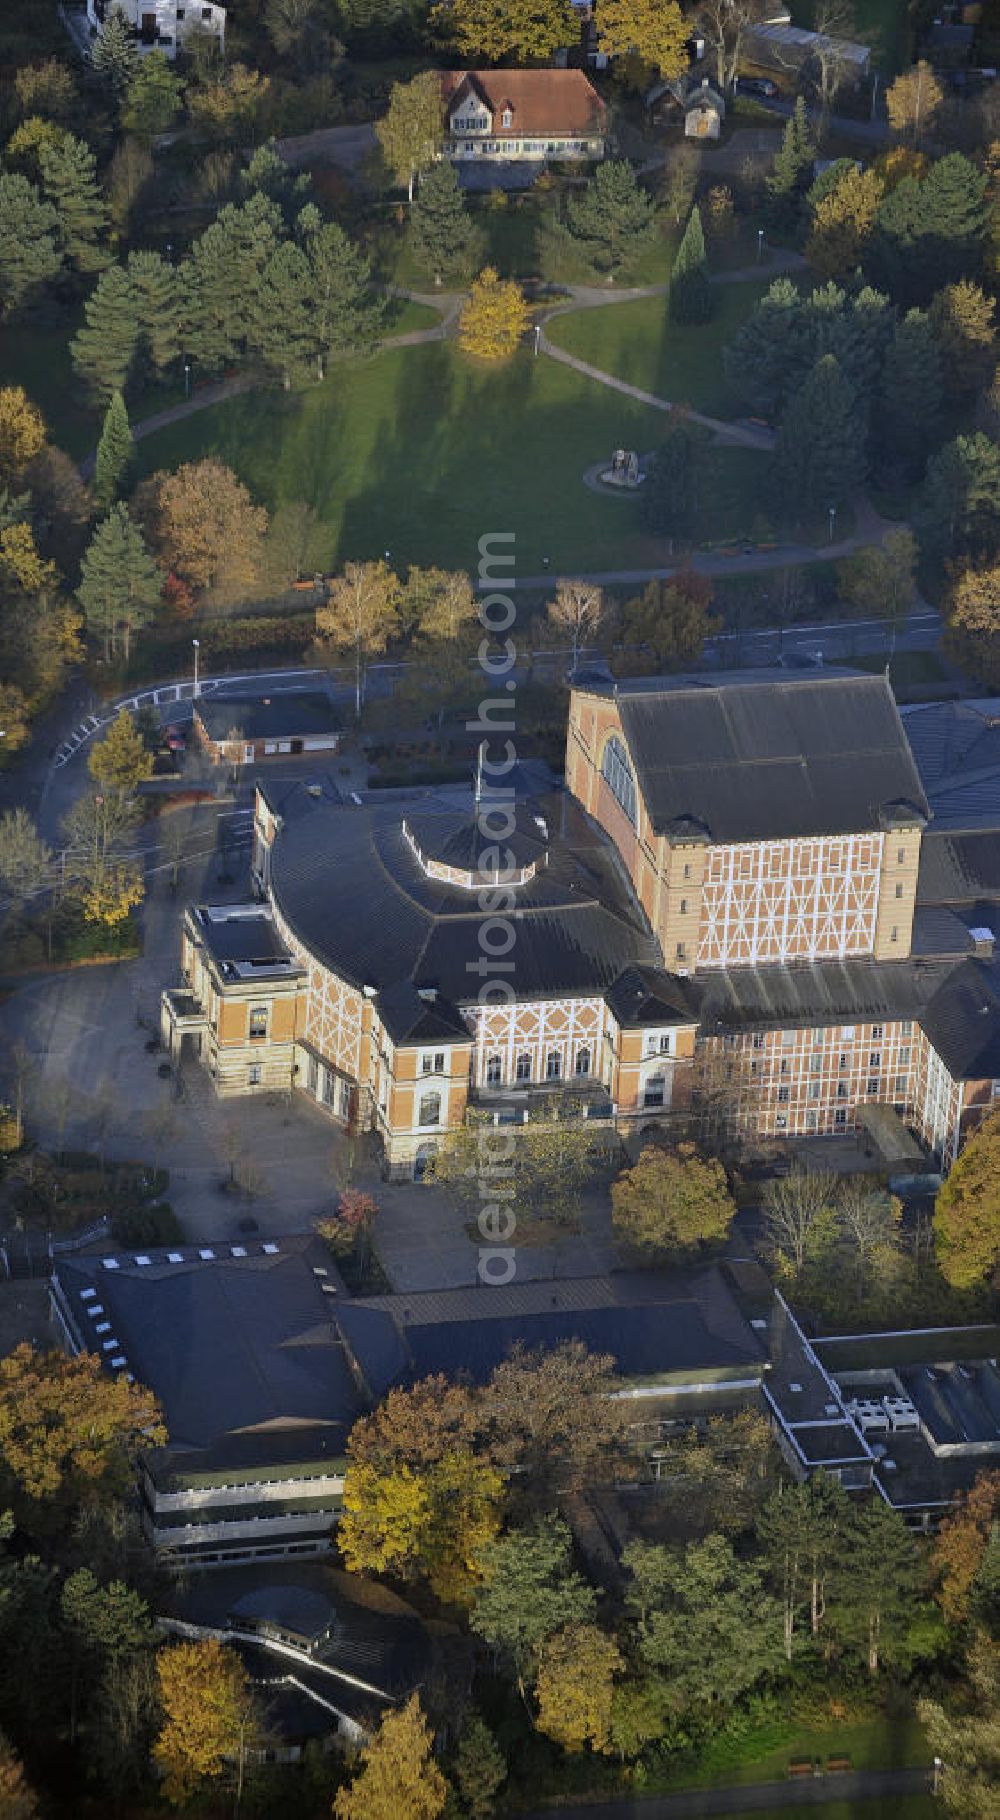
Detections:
514,1764,932,1819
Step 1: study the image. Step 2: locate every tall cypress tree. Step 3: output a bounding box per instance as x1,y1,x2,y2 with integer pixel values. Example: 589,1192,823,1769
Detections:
38,134,109,273
90,10,139,111
765,97,815,236
670,205,712,325
71,264,140,401
93,392,134,511
879,309,943,478
775,354,866,517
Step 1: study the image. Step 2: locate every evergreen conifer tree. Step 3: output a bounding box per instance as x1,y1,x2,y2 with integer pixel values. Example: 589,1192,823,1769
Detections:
775,354,865,517
670,204,712,324
564,160,657,278
77,504,161,663
765,97,815,236
879,308,943,477
0,173,63,312
38,134,109,273
90,8,140,109
127,249,181,379
122,49,181,139
71,264,140,400
723,277,805,417
917,432,1000,571
182,193,284,370
409,162,484,286
93,392,134,511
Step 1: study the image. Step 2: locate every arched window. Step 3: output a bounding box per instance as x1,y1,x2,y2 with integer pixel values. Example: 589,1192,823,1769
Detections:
418,1092,441,1127
575,1047,591,1077
546,1050,562,1081
486,1054,503,1086
601,735,637,827
516,1052,532,1082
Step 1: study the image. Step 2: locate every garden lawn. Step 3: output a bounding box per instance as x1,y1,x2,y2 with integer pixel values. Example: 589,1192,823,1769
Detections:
663,1712,929,1794
545,277,780,419
0,322,102,460
133,339,775,574
715,1802,936,1820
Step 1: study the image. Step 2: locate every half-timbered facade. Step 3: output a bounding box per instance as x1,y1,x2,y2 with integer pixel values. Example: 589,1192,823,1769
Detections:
163,673,1000,1174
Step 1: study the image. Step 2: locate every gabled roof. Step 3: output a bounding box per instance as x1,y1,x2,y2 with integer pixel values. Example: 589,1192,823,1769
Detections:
578,672,929,843
441,69,605,138
605,964,697,1028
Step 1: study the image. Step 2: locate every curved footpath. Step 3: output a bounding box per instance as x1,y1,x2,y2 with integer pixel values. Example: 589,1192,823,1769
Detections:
516,1763,932,1819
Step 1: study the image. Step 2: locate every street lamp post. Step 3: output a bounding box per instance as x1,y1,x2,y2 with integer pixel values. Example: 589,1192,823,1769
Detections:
933,1756,942,1797
757,227,765,263
192,638,200,699
828,503,837,543
183,359,192,400
533,323,541,356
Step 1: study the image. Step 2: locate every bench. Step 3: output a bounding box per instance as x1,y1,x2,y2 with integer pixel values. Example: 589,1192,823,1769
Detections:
787,1759,816,1779
827,1756,852,1774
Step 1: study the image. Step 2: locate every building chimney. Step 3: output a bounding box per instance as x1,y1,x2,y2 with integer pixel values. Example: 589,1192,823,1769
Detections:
970,926,995,959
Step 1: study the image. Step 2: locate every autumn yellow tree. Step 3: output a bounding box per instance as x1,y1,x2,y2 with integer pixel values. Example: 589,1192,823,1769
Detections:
405,566,477,644
334,1694,448,1820
0,387,46,482
138,460,268,603
596,0,688,76
0,523,57,597
535,1623,624,1753
186,63,270,144
930,281,996,397
316,560,402,717
88,708,154,800
376,72,442,203
0,685,30,760
546,578,604,673
806,165,884,280
0,1344,165,1512
886,59,943,144
459,268,529,363
933,1112,1000,1287
946,561,1000,687
430,0,575,62
872,145,928,191
612,1143,736,1260
339,1450,504,1603
154,1639,261,1807
931,1471,1000,1623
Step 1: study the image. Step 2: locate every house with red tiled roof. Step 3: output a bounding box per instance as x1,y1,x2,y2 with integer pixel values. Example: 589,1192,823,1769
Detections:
440,69,606,164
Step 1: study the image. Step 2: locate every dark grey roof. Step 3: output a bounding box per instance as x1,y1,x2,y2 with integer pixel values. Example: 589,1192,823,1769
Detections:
267,786,660,1003
902,698,1000,831
581,672,928,842
404,802,549,874
695,957,955,1031
195,690,339,743
605,964,697,1027
376,980,471,1046
53,1238,362,1479
910,906,976,959
918,831,1000,903
919,958,1000,1081
192,904,305,981
334,1267,765,1400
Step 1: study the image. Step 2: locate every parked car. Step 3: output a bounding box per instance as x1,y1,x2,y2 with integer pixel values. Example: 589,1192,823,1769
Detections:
737,75,778,98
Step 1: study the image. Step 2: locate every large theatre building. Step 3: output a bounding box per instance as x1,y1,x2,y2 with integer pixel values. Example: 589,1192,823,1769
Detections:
162,671,1000,1174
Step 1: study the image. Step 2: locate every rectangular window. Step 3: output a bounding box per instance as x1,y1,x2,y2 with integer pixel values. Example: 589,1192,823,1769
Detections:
869,1053,881,1069
421,1052,445,1074
516,1054,531,1082
781,1030,796,1050
546,1051,562,1080
321,1069,334,1106
900,1047,910,1064
249,1005,268,1039
894,1075,907,1096
683,863,691,881
307,1054,318,1094
837,1083,848,1099
897,847,906,864
809,1083,821,1100
675,942,686,961
901,1020,912,1035
839,1054,848,1072
752,1034,765,1050
872,1024,884,1041
780,1059,789,1075
895,883,904,899
841,1025,855,1038
659,1034,671,1054
775,1113,788,1130
339,1082,351,1120
778,1086,790,1103
867,1078,879,1096
810,1056,822,1074
248,1064,262,1086
835,1107,847,1126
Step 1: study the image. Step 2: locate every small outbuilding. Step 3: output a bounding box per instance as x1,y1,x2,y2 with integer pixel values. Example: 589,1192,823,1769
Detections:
684,76,726,138
193,690,340,763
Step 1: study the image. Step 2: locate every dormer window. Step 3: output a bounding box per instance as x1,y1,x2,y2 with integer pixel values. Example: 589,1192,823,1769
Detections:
502,106,512,128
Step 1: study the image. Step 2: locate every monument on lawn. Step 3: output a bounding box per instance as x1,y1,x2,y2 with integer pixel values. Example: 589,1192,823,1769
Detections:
600,447,644,488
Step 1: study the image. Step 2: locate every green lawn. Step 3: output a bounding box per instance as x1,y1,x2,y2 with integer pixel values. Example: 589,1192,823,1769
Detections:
0,322,102,461
664,1712,929,1795
545,278,780,418
849,651,948,688
133,338,778,574
382,296,443,335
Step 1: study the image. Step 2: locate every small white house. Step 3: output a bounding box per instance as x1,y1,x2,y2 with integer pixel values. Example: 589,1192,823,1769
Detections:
685,77,726,139
86,0,226,60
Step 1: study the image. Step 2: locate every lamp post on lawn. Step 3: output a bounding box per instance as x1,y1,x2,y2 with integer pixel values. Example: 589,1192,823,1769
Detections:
828,503,837,544
183,359,192,400
757,227,765,262
534,323,541,356
192,638,200,700
932,1757,942,1797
